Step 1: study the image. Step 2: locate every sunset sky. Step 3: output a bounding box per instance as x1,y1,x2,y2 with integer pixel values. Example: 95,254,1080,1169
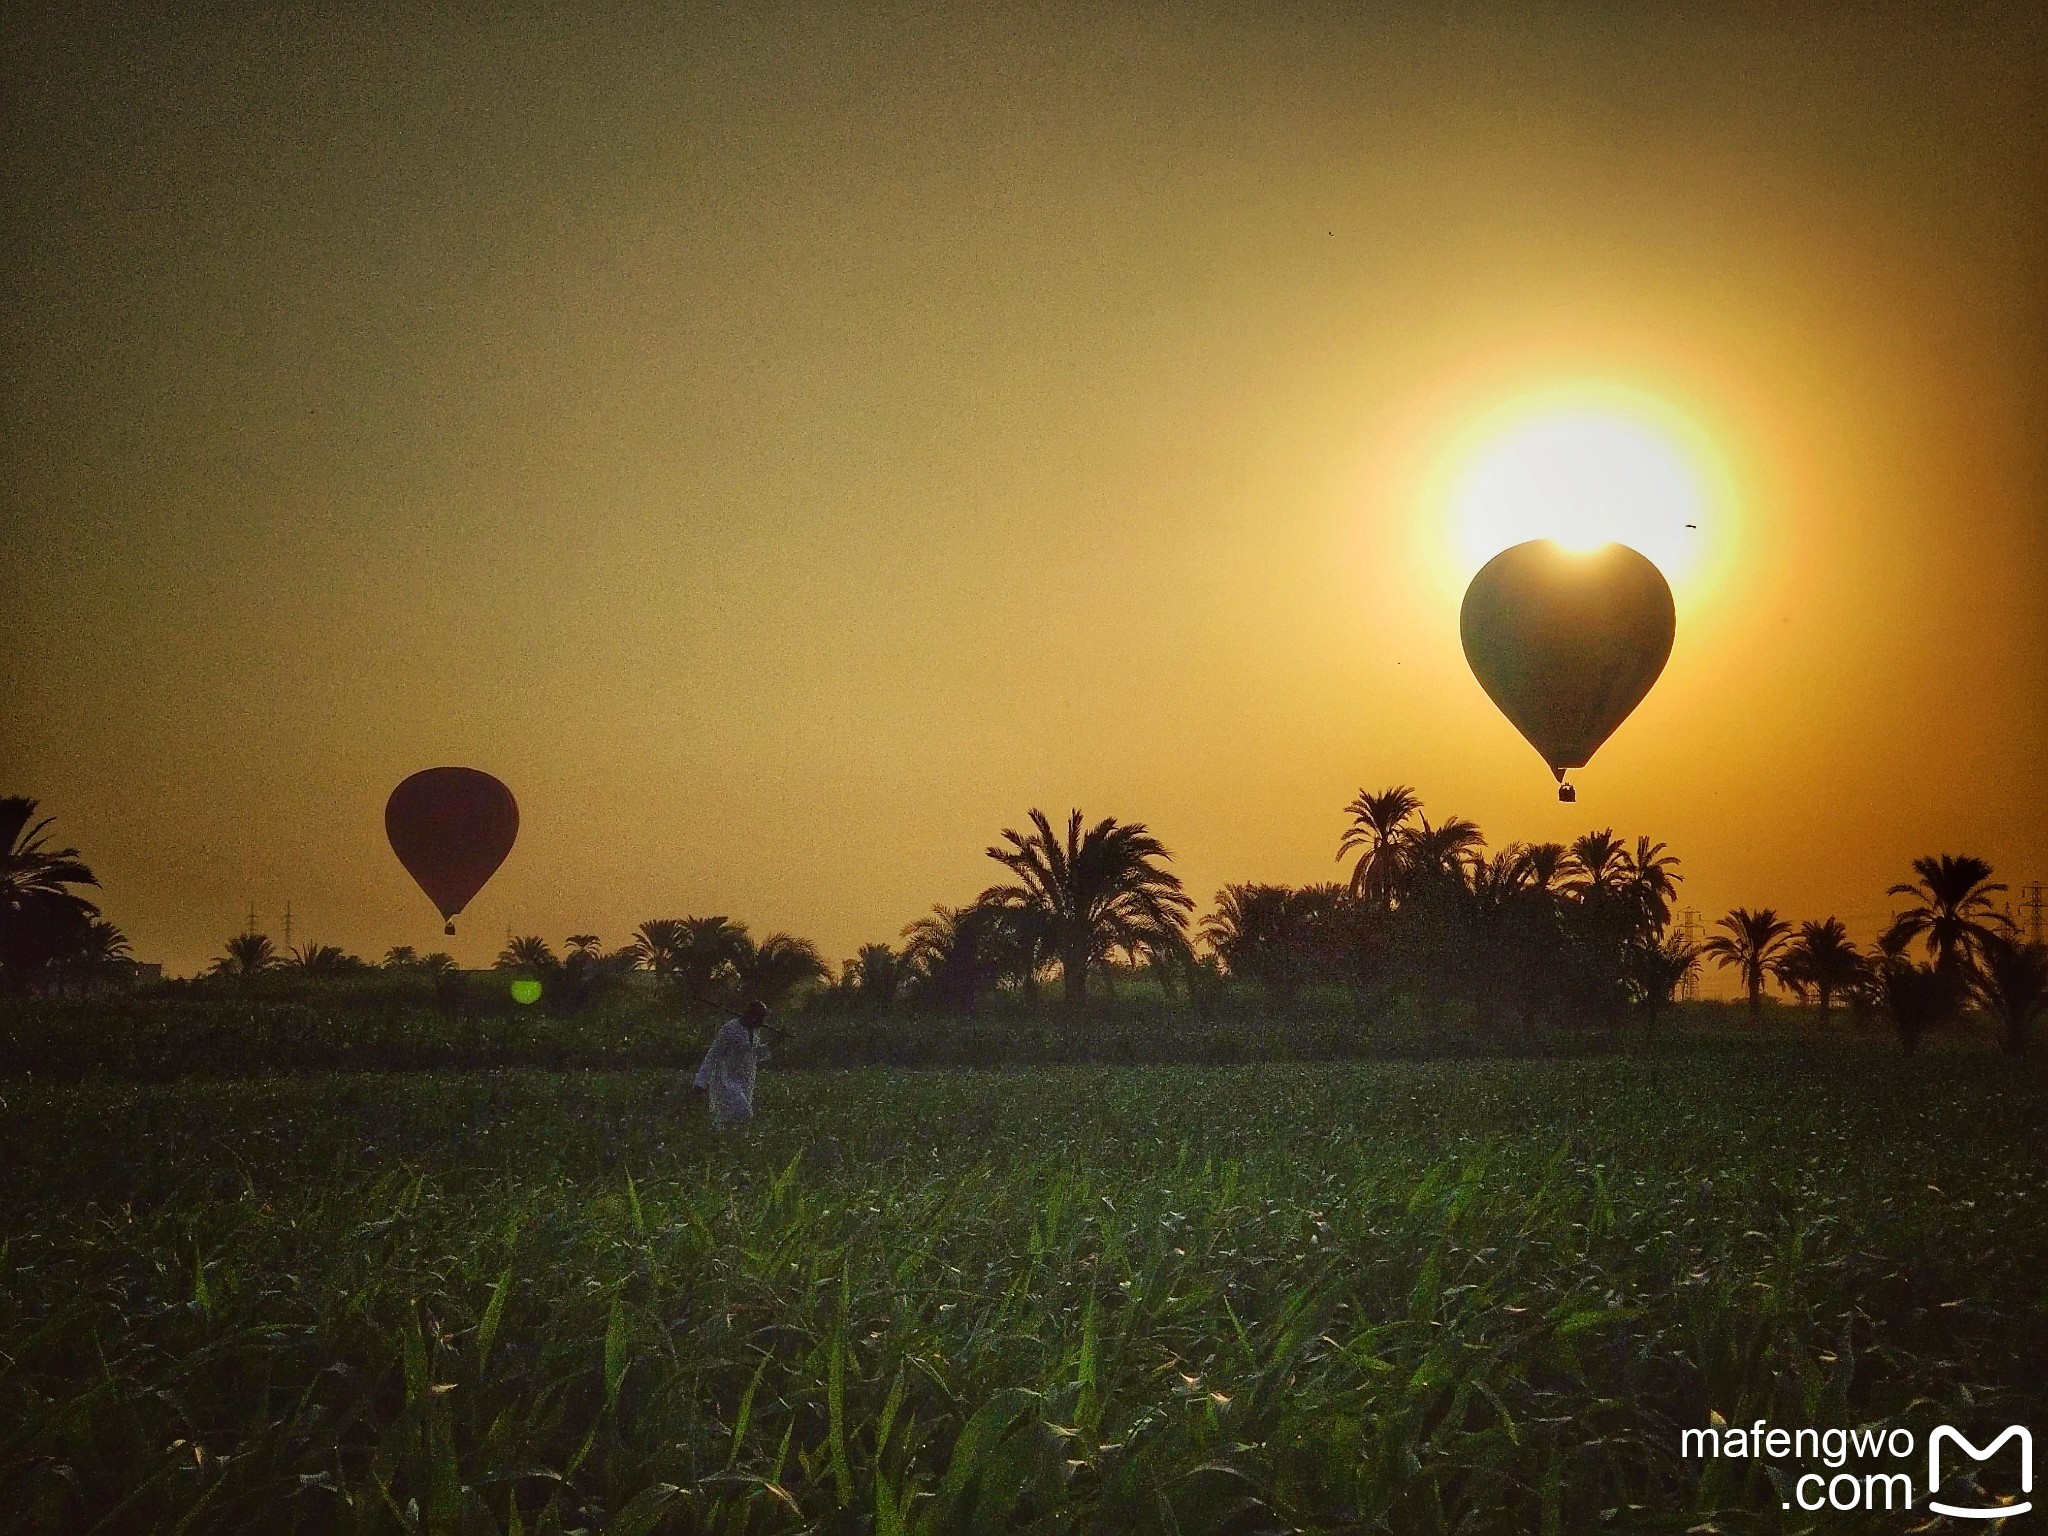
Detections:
4,4,2043,980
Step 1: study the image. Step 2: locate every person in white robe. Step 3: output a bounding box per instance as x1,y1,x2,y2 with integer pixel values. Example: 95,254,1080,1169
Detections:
693,999,772,1125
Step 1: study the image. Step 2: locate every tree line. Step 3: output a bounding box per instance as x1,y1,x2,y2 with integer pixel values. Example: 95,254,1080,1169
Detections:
4,790,2042,1054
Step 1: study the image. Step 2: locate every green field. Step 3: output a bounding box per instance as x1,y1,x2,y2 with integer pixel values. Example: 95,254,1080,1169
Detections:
4,1049,2043,1534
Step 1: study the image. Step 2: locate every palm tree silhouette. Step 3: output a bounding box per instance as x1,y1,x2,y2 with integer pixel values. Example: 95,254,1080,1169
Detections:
1626,837,1683,934
211,931,277,977
54,918,132,995
565,934,600,957
898,908,958,973
1628,932,1700,1020
496,935,557,971
734,931,828,1009
1521,842,1573,896
1883,854,2011,985
674,917,751,1001
1563,830,1657,956
1400,815,1487,896
1469,847,1537,907
1774,918,1862,1019
1565,829,1632,897
630,919,686,979
848,943,900,1012
1201,883,1335,1003
382,945,420,968
284,943,360,975
1,796,101,991
973,896,1056,1004
901,905,999,1013
1976,936,2047,1057
1200,884,1290,973
1701,907,1793,1020
1338,786,1422,906
981,809,1192,1008
633,916,754,1003
1877,957,1955,1056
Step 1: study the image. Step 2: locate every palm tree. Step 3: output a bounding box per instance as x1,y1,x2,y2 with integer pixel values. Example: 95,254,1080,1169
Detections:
900,906,965,973
1338,785,1422,906
1977,936,2047,1057
0,796,102,991
901,904,999,1013
1522,842,1573,896
630,919,686,978
981,809,1193,1008
1200,884,1296,994
1565,829,1632,897
734,932,828,1009
847,943,900,1012
1200,883,1351,1004
382,945,420,968
211,931,277,977
673,916,752,1001
1281,883,1356,994
1562,831,1654,966
1701,907,1793,1020
284,943,363,975
1400,815,1487,892
565,934,600,957
497,934,558,971
1774,918,1863,1019
1467,848,1536,911
1878,958,1956,1057
72,918,132,983
83,917,131,960
973,894,1056,1003
1627,932,1700,1020
1625,837,1683,934
633,916,756,1002
1884,855,2011,985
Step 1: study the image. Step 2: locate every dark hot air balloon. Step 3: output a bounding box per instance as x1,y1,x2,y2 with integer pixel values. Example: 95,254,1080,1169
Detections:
1459,540,1675,802
385,768,519,934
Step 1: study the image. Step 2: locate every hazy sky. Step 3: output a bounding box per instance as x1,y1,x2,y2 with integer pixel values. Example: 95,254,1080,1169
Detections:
5,3,2044,979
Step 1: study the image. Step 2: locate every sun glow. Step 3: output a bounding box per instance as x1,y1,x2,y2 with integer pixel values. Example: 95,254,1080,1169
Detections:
1448,394,1719,591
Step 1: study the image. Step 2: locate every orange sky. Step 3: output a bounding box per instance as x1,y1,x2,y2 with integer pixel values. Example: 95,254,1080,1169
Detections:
4,4,2043,980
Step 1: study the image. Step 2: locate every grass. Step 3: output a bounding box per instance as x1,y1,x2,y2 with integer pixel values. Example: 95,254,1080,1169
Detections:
0,994,1999,1081
2,1050,2043,1533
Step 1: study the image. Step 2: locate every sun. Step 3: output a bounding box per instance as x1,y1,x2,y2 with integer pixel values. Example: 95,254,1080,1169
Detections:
1449,395,1715,590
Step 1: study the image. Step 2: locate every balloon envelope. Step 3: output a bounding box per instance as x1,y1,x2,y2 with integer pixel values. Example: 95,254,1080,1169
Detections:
385,768,519,928
1459,540,1675,777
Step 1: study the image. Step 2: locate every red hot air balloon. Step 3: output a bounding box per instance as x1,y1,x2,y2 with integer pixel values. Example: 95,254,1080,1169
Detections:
1459,540,1675,802
384,768,519,934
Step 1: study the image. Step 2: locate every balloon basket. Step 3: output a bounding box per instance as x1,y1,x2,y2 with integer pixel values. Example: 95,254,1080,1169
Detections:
1557,782,1576,803
444,922,456,936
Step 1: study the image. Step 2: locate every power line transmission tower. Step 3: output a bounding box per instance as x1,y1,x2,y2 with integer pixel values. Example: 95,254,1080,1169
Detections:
246,903,258,937
283,900,293,953
2022,882,2046,947
1678,906,1704,1002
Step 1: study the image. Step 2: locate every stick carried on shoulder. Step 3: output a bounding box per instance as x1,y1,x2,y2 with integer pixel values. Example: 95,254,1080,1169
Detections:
679,989,790,1037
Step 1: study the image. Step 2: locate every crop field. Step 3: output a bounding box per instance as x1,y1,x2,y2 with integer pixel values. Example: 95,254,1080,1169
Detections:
3,1050,2044,1535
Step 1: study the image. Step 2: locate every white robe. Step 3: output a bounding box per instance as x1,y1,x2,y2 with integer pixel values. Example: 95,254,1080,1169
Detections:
694,1019,769,1124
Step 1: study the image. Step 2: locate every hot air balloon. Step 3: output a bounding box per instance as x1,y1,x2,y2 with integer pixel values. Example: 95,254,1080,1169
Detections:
1459,540,1675,802
385,768,518,934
